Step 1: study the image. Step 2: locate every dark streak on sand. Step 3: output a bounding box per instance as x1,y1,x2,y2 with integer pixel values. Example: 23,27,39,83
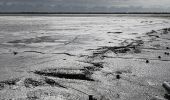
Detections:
23,50,76,56
52,52,76,56
107,32,122,34
88,40,143,58
8,36,57,44
34,68,94,81
24,51,46,54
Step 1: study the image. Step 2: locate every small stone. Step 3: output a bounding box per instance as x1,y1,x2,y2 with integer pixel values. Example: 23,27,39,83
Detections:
158,56,161,59
13,51,18,55
116,75,121,79
164,52,169,55
146,60,149,63
156,36,160,38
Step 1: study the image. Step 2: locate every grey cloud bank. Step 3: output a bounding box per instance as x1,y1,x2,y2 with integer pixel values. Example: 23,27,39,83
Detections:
0,0,170,12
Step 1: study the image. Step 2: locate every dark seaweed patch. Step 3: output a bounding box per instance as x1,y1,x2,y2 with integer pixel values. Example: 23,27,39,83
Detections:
24,78,45,88
90,40,143,58
162,28,170,34
146,30,157,35
0,78,20,85
78,61,104,71
0,78,20,90
44,77,67,88
84,66,100,71
24,78,66,88
34,68,94,81
90,62,103,68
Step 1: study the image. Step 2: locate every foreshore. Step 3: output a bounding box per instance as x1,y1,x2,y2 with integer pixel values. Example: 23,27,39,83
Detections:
0,15,170,100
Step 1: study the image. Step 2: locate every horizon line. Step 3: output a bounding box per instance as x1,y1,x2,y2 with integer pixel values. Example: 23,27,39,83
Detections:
0,12,170,14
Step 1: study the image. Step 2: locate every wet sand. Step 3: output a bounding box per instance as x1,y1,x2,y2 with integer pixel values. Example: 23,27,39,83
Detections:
0,15,170,100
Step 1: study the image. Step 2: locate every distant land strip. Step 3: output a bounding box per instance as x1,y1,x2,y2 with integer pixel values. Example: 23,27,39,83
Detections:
0,12,170,14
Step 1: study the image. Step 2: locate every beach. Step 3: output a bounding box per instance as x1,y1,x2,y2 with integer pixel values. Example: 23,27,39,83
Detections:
0,14,170,100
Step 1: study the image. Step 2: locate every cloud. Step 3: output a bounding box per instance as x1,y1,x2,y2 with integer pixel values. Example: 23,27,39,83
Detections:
0,0,170,12
119,0,170,8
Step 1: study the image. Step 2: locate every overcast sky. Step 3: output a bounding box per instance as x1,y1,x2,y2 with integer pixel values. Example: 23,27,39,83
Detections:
0,0,170,12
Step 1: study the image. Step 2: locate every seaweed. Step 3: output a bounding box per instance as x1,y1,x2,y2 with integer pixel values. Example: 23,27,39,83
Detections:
34,68,94,81
24,78,66,88
44,77,67,88
90,40,143,58
24,78,45,88
0,78,20,90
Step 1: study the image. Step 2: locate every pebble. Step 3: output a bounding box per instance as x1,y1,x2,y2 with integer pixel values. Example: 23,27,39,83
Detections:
164,52,169,55
13,51,18,55
116,75,121,79
158,56,161,59
146,60,149,63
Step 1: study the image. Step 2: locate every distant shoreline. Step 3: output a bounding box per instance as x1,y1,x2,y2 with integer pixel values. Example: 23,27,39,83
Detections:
0,12,170,14
0,12,170,17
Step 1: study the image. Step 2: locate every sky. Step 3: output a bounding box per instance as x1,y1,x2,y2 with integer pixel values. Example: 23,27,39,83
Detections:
0,0,170,12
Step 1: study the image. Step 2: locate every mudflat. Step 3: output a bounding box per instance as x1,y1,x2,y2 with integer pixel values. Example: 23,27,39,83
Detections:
0,14,170,100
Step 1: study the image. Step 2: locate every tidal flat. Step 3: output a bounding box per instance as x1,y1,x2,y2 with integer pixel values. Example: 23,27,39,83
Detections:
0,14,170,100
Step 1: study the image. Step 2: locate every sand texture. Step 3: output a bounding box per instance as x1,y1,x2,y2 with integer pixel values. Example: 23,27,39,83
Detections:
0,15,170,100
